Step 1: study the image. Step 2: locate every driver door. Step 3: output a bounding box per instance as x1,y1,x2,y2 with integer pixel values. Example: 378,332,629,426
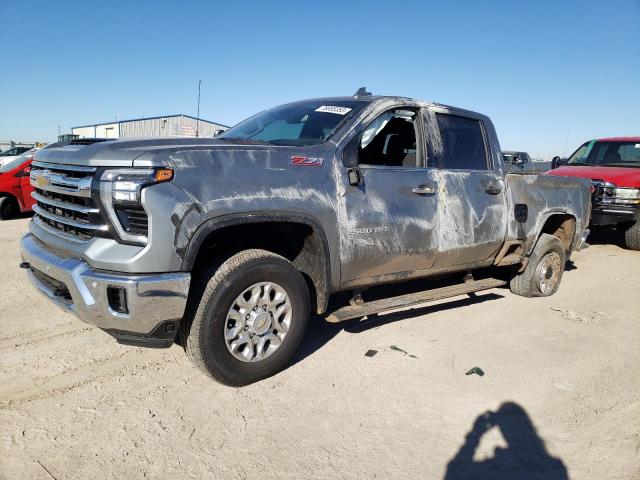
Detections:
339,107,439,285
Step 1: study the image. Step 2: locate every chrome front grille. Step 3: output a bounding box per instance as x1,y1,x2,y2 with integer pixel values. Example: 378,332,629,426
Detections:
30,162,108,241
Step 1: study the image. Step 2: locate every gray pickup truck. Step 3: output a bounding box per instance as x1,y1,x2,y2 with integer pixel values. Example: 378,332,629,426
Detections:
503,151,551,174
21,91,590,385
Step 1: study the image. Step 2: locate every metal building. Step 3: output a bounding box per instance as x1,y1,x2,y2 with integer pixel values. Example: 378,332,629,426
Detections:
71,114,229,139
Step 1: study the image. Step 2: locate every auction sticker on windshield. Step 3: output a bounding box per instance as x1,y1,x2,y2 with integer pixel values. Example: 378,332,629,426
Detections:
315,106,352,115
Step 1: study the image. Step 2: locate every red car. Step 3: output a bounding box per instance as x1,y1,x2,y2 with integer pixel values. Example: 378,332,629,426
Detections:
547,137,640,250
0,149,37,220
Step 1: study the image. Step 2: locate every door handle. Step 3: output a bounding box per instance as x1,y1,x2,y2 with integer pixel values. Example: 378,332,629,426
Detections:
412,184,437,195
485,184,503,195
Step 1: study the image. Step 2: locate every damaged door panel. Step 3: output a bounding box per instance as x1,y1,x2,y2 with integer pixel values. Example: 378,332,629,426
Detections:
339,107,439,283
427,109,508,267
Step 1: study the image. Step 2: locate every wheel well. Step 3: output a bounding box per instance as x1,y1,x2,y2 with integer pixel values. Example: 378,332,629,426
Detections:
0,193,18,202
540,214,576,251
190,221,329,314
0,193,21,211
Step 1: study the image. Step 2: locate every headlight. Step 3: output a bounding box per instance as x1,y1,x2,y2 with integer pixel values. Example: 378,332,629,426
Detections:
98,168,174,244
615,187,640,200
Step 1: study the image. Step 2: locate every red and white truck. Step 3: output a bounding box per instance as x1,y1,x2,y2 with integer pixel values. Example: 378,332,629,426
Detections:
547,137,640,250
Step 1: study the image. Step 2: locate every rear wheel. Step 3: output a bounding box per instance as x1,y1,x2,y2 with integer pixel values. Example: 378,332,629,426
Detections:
184,249,310,386
510,233,566,297
0,196,19,220
623,221,640,251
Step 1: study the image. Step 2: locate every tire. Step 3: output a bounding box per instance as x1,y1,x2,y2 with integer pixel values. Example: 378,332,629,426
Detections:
510,233,566,298
184,249,310,386
623,221,640,251
0,196,19,220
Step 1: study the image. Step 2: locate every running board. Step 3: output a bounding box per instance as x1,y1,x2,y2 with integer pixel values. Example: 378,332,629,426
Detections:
325,278,506,323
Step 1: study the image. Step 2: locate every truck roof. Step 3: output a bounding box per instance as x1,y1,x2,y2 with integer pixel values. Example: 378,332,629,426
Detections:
594,137,640,142
286,95,487,120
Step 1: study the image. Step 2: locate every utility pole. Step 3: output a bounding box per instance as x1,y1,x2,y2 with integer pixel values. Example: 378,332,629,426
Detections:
196,80,201,138
563,128,571,157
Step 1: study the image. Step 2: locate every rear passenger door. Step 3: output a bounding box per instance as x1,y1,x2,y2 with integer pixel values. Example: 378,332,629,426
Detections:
427,109,508,268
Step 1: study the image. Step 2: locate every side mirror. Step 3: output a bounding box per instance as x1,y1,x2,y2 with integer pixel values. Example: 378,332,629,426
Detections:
513,156,524,165
214,129,225,137
15,165,31,178
551,156,561,169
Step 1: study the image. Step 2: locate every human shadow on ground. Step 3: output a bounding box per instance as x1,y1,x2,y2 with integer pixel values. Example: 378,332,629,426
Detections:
445,402,568,480
291,289,504,367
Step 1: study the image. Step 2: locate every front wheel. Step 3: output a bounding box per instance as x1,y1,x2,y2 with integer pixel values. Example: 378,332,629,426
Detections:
0,196,19,220
510,233,566,298
623,221,640,250
184,249,310,386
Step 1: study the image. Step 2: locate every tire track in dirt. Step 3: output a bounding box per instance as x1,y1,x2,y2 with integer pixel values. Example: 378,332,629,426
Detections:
0,349,173,408
0,323,94,351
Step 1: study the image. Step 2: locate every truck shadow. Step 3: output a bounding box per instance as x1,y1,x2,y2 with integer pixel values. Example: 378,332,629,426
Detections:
444,401,568,480
3,212,34,221
586,228,627,249
292,291,504,367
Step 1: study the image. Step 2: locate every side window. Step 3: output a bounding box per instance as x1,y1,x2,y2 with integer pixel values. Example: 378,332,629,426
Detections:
435,113,488,170
358,109,418,167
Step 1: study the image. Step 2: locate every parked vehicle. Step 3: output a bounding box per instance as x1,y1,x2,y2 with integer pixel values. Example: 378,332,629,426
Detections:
502,151,551,174
0,146,32,167
21,92,591,385
547,137,640,250
0,149,37,219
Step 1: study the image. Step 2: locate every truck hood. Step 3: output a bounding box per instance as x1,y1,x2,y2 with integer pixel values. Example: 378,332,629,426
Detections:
546,165,640,188
34,138,223,167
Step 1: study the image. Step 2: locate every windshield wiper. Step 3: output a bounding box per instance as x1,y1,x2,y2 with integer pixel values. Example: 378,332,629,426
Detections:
217,137,274,146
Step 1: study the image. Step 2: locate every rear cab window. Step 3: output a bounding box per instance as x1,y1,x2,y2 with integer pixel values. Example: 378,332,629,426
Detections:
435,113,489,170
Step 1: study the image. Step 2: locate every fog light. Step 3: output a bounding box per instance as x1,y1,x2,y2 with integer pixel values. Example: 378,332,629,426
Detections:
107,286,128,314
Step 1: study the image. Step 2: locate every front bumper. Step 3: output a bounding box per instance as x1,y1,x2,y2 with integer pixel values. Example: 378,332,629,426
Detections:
591,203,639,227
20,233,191,348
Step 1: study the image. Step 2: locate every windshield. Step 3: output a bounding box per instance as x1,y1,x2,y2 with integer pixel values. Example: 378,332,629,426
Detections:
0,147,28,156
219,100,364,146
0,149,34,173
567,140,640,167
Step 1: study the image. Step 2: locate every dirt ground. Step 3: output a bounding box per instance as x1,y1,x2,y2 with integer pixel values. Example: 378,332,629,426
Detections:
1,217,639,480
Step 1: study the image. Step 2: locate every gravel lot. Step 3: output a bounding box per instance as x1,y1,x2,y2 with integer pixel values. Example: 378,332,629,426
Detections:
1,217,639,479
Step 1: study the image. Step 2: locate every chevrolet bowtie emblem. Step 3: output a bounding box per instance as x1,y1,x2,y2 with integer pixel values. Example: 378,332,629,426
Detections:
35,170,51,189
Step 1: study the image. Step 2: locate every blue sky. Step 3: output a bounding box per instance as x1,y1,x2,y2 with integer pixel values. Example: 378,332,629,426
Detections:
1,0,638,158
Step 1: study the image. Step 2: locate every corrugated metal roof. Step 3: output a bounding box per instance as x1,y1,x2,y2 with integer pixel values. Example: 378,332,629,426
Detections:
72,114,229,129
